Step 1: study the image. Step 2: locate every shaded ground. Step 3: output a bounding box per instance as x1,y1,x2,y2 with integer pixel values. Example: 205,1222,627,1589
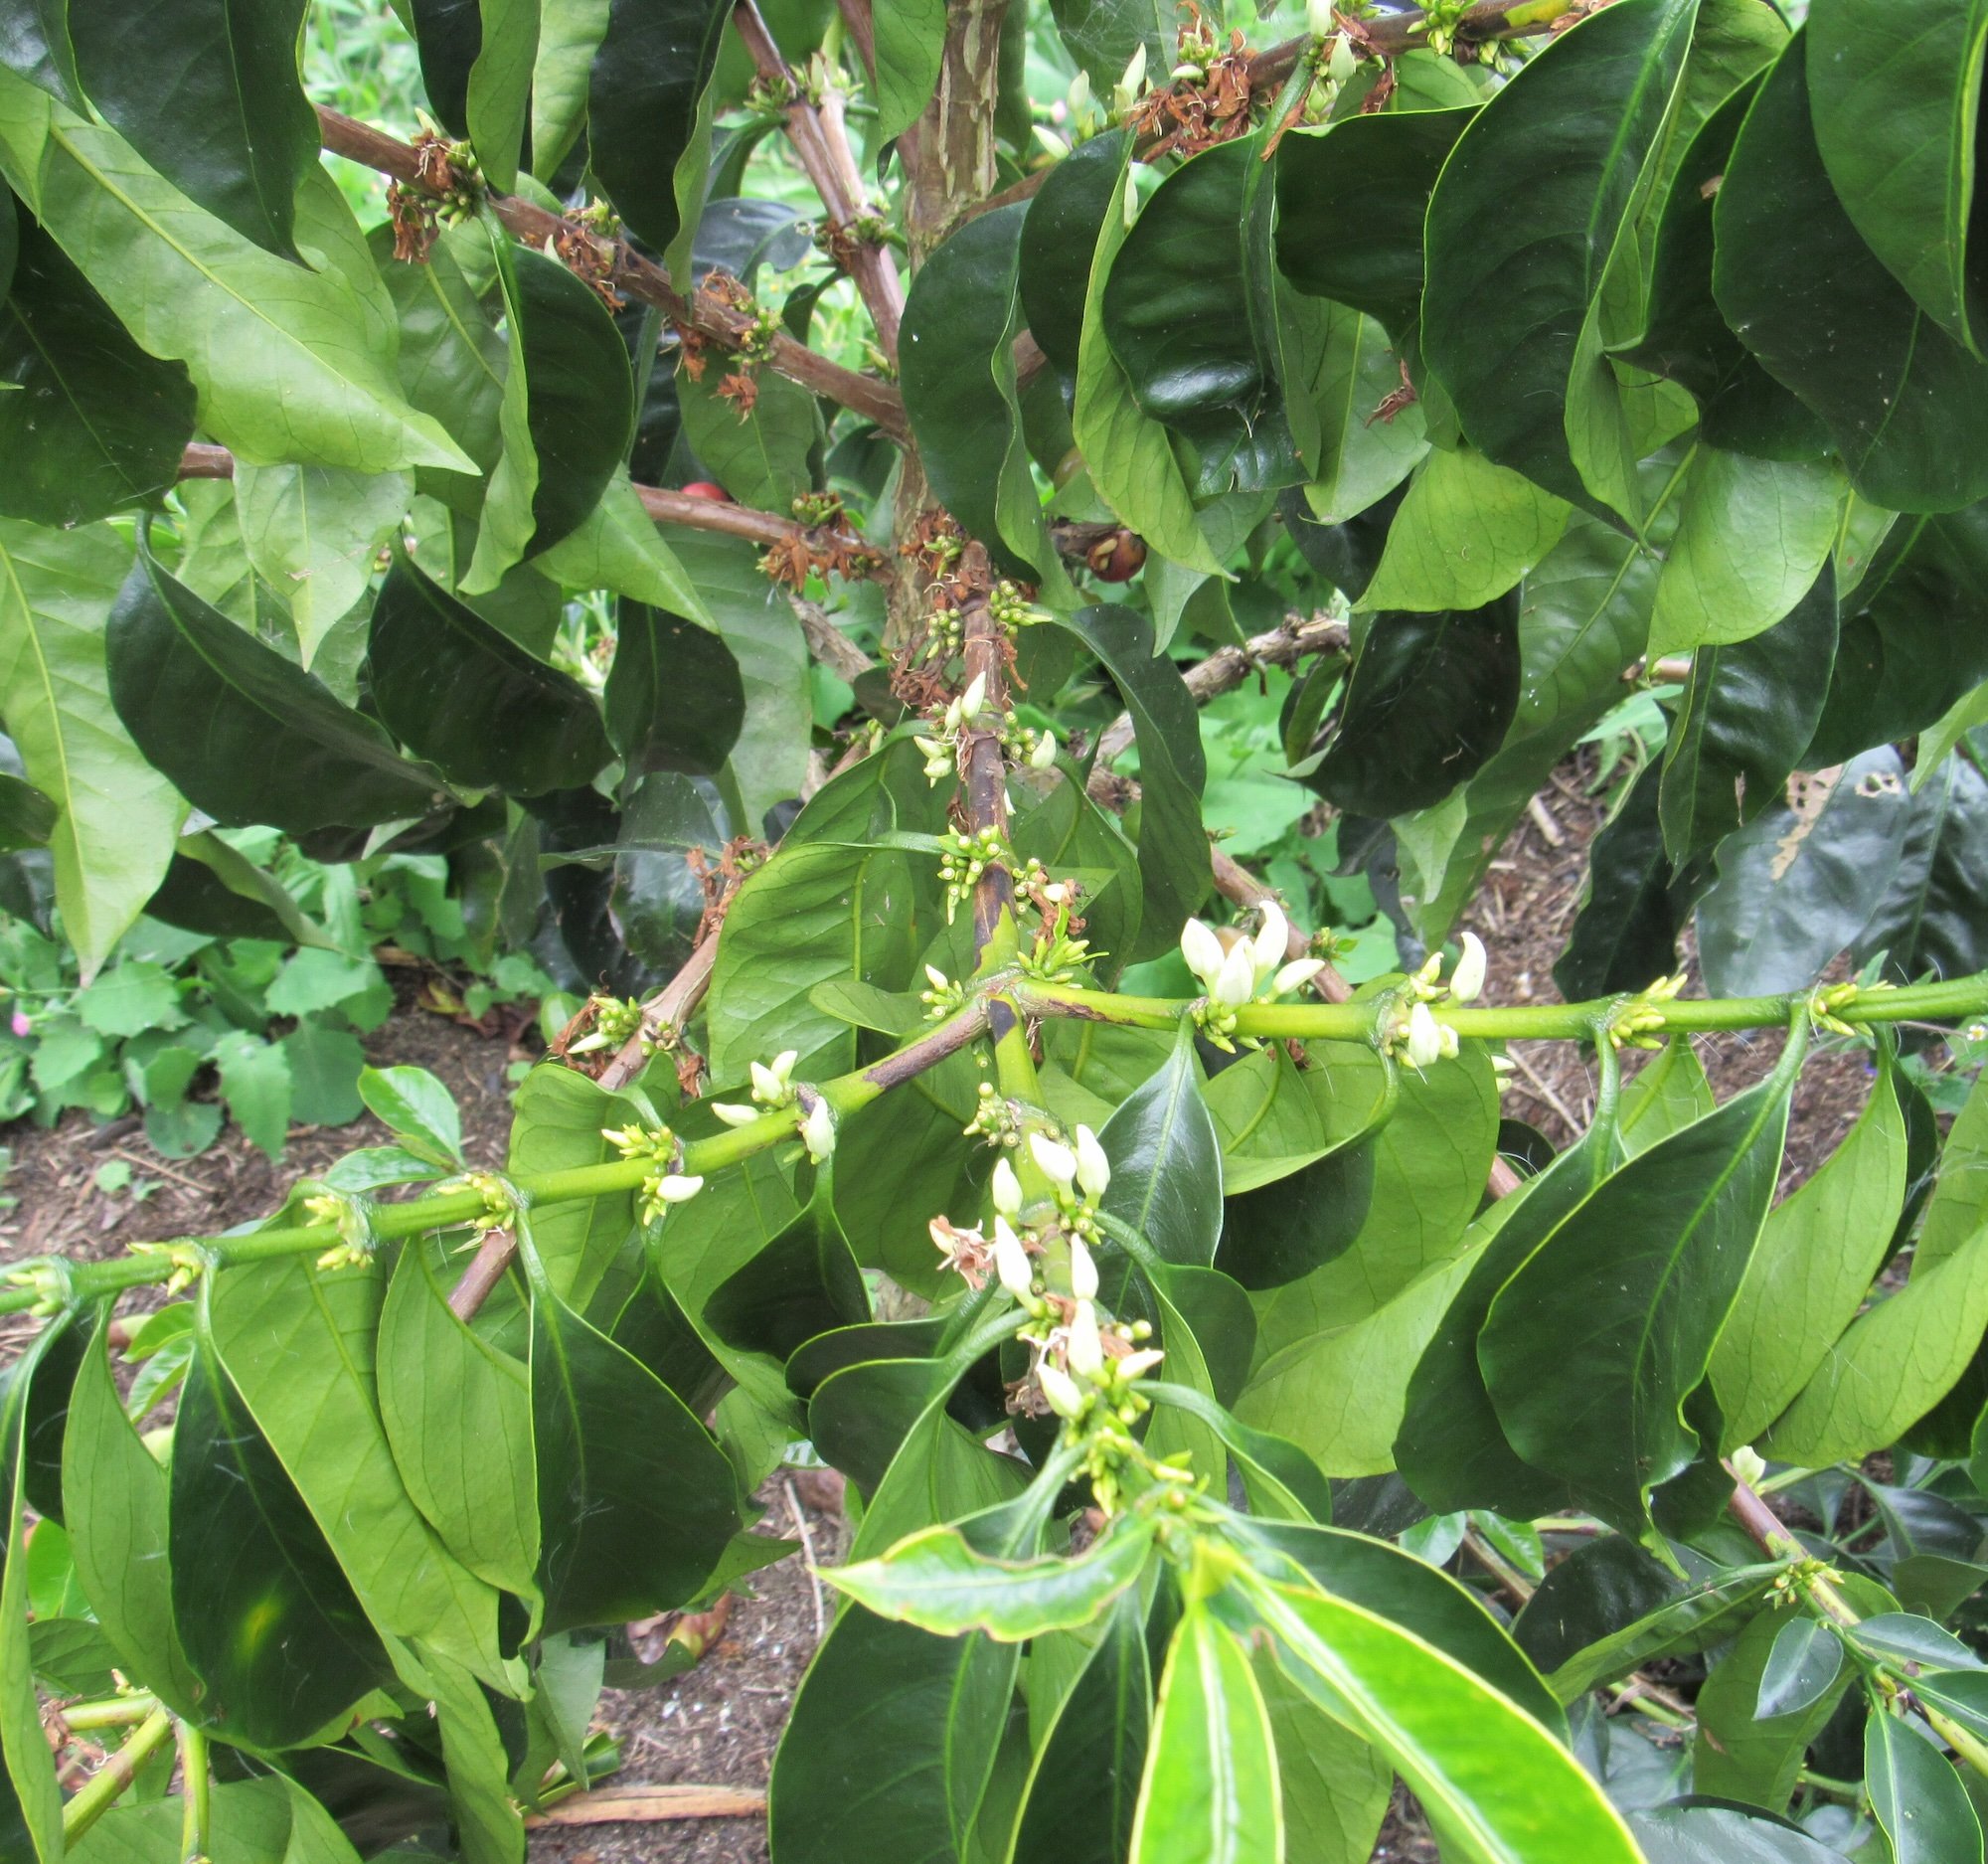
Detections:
3,770,1905,1864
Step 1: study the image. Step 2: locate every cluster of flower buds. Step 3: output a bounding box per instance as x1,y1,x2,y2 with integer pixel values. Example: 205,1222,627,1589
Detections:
603,1121,703,1225
1169,7,1223,82
914,672,990,783
937,827,1040,923
711,1049,836,1160
1179,903,1327,1050
1019,882,1093,986
127,1241,205,1300
1807,978,1890,1040
1381,932,1487,1069
964,1076,1023,1145
919,962,969,1022
567,994,645,1057
1604,970,1688,1052
303,1185,379,1271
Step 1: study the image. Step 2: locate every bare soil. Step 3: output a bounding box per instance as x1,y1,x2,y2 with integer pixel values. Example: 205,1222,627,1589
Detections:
1,774,1904,1863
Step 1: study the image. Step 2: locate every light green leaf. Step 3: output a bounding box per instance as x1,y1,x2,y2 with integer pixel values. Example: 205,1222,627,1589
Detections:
873,0,946,140
1913,1066,1988,1272
677,354,821,517
236,462,413,665
468,0,539,191
1298,305,1428,525
531,471,711,621
1358,447,1570,613
506,1063,646,1311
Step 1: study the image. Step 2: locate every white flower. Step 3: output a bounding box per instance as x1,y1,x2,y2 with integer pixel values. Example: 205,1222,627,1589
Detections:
991,1156,1024,1219
1450,931,1487,1004
800,1096,836,1162
1180,917,1226,994
1213,939,1256,1013
1073,1125,1110,1202
1068,1300,1104,1378
653,1174,705,1204
1406,1002,1443,1070
1038,1359,1086,1420
1249,903,1288,990
1069,1235,1099,1301
994,1217,1034,1301
1271,957,1325,998
712,1101,759,1127
1030,730,1058,770
1116,1348,1165,1382
1030,1131,1078,1190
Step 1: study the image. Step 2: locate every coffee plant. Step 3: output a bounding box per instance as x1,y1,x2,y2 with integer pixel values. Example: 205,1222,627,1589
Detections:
7,0,1988,1858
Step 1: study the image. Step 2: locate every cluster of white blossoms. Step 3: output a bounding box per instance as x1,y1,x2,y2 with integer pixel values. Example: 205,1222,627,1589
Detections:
1383,932,1487,1070
603,1121,705,1224
712,1048,836,1162
913,670,1057,787
1179,902,1327,1050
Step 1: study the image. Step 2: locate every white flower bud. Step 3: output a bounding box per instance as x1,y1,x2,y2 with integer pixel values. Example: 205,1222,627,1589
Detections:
1437,1024,1459,1060
1271,957,1326,998
1113,44,1147,112
1068,70,1091,119
1068,1234,1099,1300
1030,730,1058,770
991,1156,1024,1218
750,1061,783,1101
1307,0,1334,36
925,963,950,992
1450,931,1487,1004
1116,1347,1165,1382
1730,1444,1767,1490
1213,939,1256,1012
1038,1359,1086,1420
800,1096,836,1162
1180,917,1226,993
1073,1125,1110,1201
654,1174,705,1204
1250,903,1288,988
712,1101,760,1127
914,736,944,758
1030,1131,1077,1189
1406,1001,1442,1070
959,672,987,721
770,1049,797,1086
1328,31,1358,84
994,1216,1034,1301
1068,1300,1104,1378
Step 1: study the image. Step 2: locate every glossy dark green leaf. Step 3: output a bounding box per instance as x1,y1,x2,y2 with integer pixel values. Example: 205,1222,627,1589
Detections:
675,351,821,515
0,771,51,852
605,606,744,777
1807,0,1988,354
410,0,478,134
169,1318,392,1748
1716,31,1988,512
1481,1028,1802,1539
0,1322,64,1859
1867,1704,1985,1864
1097,1024,1221,1269
872,0,944,140
1755,1615,1844,1720
520,1223,744,1635
705,1168,870,1369
1007,1588,1151,1864
69,0,315,257
1613,74,1825,457
1854,747,1988,983
901,203,1065,588
1305,593,1521,819
1102,134,1304,494
0,0,77,105
1019,128,1124,398
1397,1050,1620,1520
1696,748,1913,995
368,558,611,795
1687,1603,1848,1811
1914,1669,1988,1743
1217,1136,1375,1288
1056,604,1207,959
0,212,195,525
1555,761,1708,1000
466,238,636,589
1275,106,1475,338
106,549,449,834
1145,1384,1332,1524
1421,0,1698,506
586,0,731,252
1047,0,1166,87
1658,562,1837,860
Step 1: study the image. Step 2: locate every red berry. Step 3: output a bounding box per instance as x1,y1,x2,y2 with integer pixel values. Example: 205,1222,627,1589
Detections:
1086,531,1146,583
680,480,735,503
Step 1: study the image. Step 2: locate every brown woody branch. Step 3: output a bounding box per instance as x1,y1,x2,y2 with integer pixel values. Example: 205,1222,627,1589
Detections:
732,0,906,362
313,106,908,438
1245,0,1579,91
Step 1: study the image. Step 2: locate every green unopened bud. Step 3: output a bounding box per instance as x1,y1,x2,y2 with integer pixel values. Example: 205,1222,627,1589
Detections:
1730,1444,1767,1490
1030,730,1058,770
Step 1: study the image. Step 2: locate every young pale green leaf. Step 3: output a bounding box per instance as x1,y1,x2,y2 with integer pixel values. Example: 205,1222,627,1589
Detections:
1694,1608,1848,1809
1482,1029,1802,1539
1067,130,1227,578
1357,447,1569,614
1711,1055,1905,1445
358,1063,464,1166
1867,1704,1985,1864
107,549,449,834
369,558,612,794
1421,0,1698,507
1807,0,1988,356
0,82,473,473
1850,1610,1982,1673
1007,1588,1152,1864
1306,594,1521,819
585,0,731,253
1716,31,1988,513
1131,1604,1282,1864
170,1319,393,1749
0,214,196,527
520,1225,745,1636
1252,1650,1392,1864
1242,1576,1642,1864
378,1237,540,1601
1658,561,1838,860
69,0,316,258
531,471,711,620
826,1514,1156,1643
205,1254,511,1683
235,461,413,667
0,521,182,980
1647,450,1845,658
1145,1383,1333,1524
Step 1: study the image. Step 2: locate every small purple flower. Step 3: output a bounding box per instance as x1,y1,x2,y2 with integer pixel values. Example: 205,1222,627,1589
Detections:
9,1011,28,1040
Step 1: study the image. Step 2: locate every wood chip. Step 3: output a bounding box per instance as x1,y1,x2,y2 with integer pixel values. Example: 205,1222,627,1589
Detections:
526,1785,766,1827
